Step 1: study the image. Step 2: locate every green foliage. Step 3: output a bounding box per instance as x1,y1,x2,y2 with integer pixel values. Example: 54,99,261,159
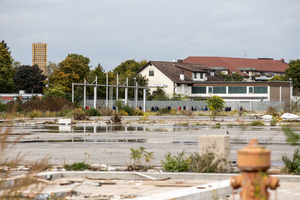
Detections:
128,147,155,170
0,41,16,93
157,108,170,115
87,63,108,98
13,65,46,93
189,152,227,173
29,110,42,119
282,125,300,145
282,147,300,174
0,100,7,112
65,162,90,171
50,54,90,92
161,150,190,172
269,75,286,81
148,87,169,100
123,104,134,116
44,85,65,98
249,120,265,126
71,108,89,120
218,72,244,82
85,108,101,116
285,59,300,89
204,95,225,112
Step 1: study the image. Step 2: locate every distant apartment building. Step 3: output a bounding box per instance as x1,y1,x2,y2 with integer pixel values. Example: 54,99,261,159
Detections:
32,43,47,74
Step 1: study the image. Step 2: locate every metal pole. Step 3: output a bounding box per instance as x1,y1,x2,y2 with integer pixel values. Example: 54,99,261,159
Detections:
143,88,146,112
84,79,86,109
106,72,108,108
125,78,128,105
94,76,97,108
134,78,137,108
116,74,118,101
72,83,74,103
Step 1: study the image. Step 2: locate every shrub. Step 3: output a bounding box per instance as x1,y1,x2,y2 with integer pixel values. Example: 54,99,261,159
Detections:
99,108,114,116
111,111,123,124
249,120,265,126
122,105,134,116
55,109,72,117
85,108,101,116
29,110,42,119
119,110,128,116
128,147,155,170
0,100,7,112
65,162,90,171
71,108,89,120
157,108,170,115
134,108,144,116
170,108,177,115
189,152,227,173
161,150,190,172
282,125,300,145
282,147,300,174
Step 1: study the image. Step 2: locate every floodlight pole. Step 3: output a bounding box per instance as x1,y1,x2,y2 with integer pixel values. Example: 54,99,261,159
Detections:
94,76,97,108
143,88,146,112
134,78,137,108
125,78,128,105
106,72,108,108
116,74,118,101
72,83,74,103
84,79,86,109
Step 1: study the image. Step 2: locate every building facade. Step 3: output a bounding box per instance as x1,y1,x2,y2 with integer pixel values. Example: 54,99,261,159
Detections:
183,57,289,82
137,61,292,107
32,43,47,74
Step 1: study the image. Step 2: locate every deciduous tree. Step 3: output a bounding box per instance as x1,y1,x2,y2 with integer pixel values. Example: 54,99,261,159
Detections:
218,72,244,82
13,65,46,93
285,59,300,89
0,41,15,93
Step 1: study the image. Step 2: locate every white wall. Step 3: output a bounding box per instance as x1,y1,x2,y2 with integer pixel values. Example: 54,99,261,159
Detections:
139,64,174,96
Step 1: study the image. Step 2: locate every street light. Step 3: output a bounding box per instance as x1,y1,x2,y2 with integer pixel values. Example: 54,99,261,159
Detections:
290,78,292,108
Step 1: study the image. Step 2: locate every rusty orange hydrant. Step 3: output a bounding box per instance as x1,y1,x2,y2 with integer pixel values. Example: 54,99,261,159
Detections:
230,139,279,200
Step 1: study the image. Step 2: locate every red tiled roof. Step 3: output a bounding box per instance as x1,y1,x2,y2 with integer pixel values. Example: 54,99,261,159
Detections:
183,57,289,75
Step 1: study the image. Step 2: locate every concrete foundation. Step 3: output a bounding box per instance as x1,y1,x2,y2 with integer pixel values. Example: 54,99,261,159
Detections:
199,135,231,172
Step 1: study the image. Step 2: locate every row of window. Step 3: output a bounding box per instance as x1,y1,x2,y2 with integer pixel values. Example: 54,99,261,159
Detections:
191,86,268,94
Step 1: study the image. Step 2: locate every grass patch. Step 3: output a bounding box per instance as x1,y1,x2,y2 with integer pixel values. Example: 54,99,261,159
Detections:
249,120,265,126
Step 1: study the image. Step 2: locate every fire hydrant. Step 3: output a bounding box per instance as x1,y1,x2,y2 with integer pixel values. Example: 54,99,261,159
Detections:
230,139,279,200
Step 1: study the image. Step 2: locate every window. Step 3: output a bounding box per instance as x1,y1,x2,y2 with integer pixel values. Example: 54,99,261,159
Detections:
192,87,206,94
200,73,203,79
228,86,247,94
208,87,213,93
149,69,154,76
210,71,215,76
254,86,267,93
213,86,226,94
194,73,197,79
249,87,254,93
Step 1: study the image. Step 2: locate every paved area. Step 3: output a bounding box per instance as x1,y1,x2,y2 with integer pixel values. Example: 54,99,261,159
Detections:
5,117,298,167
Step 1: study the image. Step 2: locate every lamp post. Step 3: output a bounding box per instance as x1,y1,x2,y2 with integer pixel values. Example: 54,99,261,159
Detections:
290,78,292,108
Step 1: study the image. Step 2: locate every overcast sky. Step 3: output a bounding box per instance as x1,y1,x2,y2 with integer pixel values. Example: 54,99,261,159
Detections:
1,0,299,71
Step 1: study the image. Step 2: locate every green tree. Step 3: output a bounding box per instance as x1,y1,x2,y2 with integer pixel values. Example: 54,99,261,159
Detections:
44,85,65,98
13,65,46,93
148,87,169,100
50,54,90,92
204,95,225,120
112,59,149,100
0,41,15,93
87,63,109,99
218,72,244,81
269,75,287,81
285,59,300,89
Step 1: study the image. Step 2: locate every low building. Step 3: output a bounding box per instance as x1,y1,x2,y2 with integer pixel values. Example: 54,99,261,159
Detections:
183,56,289,82
0,91,43,103
137,61,292,107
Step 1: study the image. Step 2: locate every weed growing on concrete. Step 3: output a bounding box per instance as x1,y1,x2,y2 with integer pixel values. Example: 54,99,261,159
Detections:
161,150,190,172
282,125,300,145
249,120,265,126
127,147,155,170
189,152,227,173
64,162,91,171
282,147,300,174
111,111,123,124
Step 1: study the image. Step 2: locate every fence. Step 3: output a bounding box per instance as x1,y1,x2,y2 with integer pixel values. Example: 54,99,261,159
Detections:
86,100,285,112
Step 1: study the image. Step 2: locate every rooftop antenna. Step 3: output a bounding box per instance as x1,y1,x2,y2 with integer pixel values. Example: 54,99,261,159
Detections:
244,51,247,58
